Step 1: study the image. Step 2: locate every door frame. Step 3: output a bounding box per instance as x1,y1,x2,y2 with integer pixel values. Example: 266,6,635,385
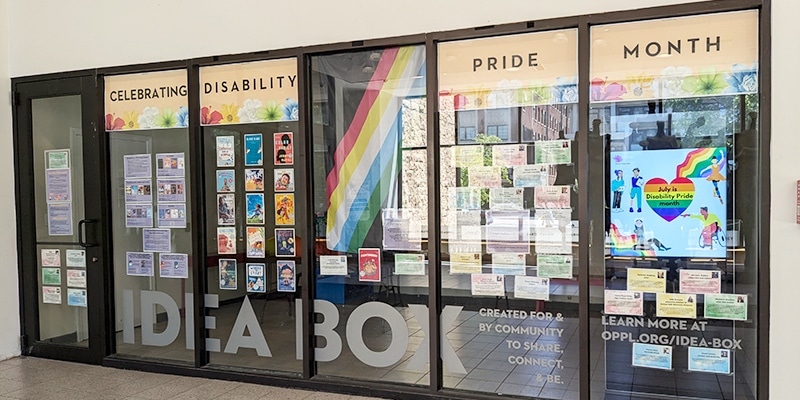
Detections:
13,74,111,364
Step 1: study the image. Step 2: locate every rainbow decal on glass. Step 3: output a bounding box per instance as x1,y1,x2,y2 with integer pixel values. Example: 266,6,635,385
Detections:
644,177,695,222
676,147,726,178
608,224,656,257
325,46,426,252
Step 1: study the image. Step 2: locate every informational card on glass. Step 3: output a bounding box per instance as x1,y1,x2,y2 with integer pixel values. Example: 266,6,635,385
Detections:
319,255,348,276
155,153,185,177
66,269,86,288
485,210,530,254
42,268,61,285
142,228,171,252
123,154,151,179
449,252,482,274
156,179,185,202
450,187,481,210
454,145,483,167
626,268,666,293
704,293,748,321
47,203,73,236
394,253,425,276
537,254,572,279
66,250,86,268
448,210,482,253
604,290,644,316
126,252,154,277
45,169,71,202
687,347,731,374
492,144,527,166
631,343,672,370
534,185,571,209
489,188,524,210
468,166,501,187
41,249,61,267
514,276,550,301
535,140,571,164
679,270,721,294
46,149,70,169
157,204,187,228
609,148,727,258
382,208,422,251
247,263,266,293
126,204,153,228
656,293,697,318
513,164,549,188
67,288,87,307
42,287,62,304
491,253,526,275
125,179,152,203
471,274,505,296
532,209,572,254
159,253,188,279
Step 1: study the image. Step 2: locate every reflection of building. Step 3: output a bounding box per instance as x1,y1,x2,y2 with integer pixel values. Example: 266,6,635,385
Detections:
522,104,572,141
455,104,572,144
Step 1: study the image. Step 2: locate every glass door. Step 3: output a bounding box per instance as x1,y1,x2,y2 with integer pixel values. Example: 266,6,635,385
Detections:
14,76,109,363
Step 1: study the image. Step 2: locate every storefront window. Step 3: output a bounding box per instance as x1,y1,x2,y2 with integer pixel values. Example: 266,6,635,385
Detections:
589,11,760,399
200,58,303,373
437,30,580,398
310,45,430,385
106,70,195,363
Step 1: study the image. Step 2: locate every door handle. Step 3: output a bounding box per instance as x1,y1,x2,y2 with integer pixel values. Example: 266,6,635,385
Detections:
78,219,98,247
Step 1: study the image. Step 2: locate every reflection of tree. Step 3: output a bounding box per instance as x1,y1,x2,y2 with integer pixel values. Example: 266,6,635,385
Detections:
458,133,512,208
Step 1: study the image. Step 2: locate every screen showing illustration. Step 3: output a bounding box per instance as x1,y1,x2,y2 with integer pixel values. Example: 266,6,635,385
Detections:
609,147,726,258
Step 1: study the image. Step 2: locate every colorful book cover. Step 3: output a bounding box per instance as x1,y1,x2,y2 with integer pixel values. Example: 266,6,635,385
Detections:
216,170,235,192
216,136,235,167
217,227,236,254
244,134,263,166
246,226,265,258
274,132,294,165
219,259,237,290
274,168,295,192
245,168,264,191
246,193,265,224
358,248,381,282
277,261,296,292
275,194,295,225
275,228,296,257
217,194,236,225
246,263,266,293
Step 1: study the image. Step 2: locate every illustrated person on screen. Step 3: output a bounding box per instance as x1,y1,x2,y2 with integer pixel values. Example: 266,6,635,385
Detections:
629,168,644,213
700,151,726,205
681,206,723,249
611,170,625,212
633,219,671,251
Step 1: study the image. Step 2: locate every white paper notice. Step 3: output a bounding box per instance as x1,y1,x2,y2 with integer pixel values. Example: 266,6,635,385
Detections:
491,253,527,275
513,164,549,187
489,188,524,210
514,277,550,300
66,269,87,288
42,287,62,304
41,249,61,267
319,255,348,276
471,274,505,296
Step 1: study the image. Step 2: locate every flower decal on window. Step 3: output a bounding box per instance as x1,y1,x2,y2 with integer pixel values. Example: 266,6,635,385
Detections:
257,101,283,121
105,114,124,131
175,107,189,127
590,78,627,101
682,67,726,95
238,99,263,123
551,77,578,103
725,63,758,94
282,98,299,121
221,104,240,124
122,111,140,130
201,106,223,125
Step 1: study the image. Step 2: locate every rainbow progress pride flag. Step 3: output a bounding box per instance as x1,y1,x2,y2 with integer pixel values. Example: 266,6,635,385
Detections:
325,46,426,252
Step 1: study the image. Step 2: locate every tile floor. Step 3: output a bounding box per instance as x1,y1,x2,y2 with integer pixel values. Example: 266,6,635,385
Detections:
0,357,385,400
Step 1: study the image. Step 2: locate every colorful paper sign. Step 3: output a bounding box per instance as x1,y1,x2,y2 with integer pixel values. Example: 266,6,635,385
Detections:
514,277,550,301
632,343,672,370
704,293,748,321
656,293,697,318
688,347,731,374
126,252,154,277
604,290,644,316
199,58,298,125
358,248,381,282
274,132,294,165
275,228,296,257
105,70,188,131
277,261,296,292
219,259,237,290
438,29,578,110
247,263,266,293
217,227,236,255
627,268,666,293
679,269,721,294
591,10,758,102
471,274,505,296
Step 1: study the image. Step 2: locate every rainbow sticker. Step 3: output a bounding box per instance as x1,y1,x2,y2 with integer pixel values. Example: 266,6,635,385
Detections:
644,177,695,222
676,148,726,178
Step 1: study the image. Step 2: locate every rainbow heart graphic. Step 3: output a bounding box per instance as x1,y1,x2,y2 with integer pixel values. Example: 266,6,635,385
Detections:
644,177,695,222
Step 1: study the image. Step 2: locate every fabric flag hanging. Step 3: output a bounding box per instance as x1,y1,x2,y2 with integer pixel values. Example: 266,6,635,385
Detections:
325,46,426,252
